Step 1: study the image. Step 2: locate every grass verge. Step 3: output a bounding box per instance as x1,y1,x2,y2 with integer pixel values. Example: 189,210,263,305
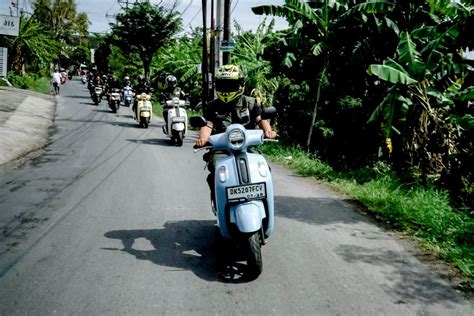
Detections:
260,142,473,287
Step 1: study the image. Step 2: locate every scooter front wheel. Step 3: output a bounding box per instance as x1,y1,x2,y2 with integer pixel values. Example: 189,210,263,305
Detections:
140,117,149,128
176,131,183,146
246,232,263,278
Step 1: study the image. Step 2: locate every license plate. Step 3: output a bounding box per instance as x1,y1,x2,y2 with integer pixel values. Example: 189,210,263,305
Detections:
226,183,266,202
172,116,186,122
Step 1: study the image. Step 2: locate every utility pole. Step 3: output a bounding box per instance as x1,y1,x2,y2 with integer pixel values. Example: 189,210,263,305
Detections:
209,0,216,97
222,0,231,64
215,0,224,70
201,0,209,106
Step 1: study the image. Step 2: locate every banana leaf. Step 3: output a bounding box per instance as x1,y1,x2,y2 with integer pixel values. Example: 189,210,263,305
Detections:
368,63,418,85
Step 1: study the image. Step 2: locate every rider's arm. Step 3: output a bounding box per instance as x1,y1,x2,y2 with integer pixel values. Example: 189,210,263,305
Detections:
257,116,277,139
195,121,213,147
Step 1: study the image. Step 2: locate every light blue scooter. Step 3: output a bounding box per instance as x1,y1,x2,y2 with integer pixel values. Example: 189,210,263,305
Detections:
191,108,276,277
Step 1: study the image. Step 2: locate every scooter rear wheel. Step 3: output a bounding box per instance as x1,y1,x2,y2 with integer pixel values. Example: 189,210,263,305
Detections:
246,232,263,278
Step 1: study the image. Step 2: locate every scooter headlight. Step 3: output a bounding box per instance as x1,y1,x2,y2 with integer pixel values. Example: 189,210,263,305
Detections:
228,128,245,150
257,161,268,177
218,165,228,182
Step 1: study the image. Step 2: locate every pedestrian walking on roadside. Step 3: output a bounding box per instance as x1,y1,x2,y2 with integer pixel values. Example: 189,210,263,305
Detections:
52,68,62,95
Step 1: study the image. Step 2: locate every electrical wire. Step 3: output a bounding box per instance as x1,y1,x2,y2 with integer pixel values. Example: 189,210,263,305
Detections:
231,0,239,14
186,6,201,28
181,0,193,15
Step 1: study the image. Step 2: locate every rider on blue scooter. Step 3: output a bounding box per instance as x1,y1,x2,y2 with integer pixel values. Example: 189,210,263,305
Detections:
194,64,277,202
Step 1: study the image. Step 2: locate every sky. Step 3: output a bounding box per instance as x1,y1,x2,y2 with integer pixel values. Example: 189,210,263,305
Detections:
0,0,288,34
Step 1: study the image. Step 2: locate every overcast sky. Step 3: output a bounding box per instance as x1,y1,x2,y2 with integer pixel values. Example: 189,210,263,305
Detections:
0,0,288,34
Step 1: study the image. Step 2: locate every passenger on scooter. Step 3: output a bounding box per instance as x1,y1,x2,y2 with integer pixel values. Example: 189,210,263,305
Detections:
90,74,103,90
107,75,121,101
132,76,153,119
161,75,187,133
123,76,132,88
194,64,277,200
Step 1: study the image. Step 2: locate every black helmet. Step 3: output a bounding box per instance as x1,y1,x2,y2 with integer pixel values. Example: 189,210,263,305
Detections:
165,75,177,89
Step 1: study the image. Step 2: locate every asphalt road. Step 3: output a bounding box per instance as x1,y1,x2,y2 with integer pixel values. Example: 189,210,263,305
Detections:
0,79,472,315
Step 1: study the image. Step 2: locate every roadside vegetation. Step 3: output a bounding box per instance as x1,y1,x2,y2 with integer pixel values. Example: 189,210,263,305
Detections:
3,0,472,284
261,143,473,285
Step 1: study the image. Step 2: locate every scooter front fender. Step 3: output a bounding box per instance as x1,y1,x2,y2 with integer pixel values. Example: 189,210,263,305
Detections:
140,111,151,118
230,200,266,233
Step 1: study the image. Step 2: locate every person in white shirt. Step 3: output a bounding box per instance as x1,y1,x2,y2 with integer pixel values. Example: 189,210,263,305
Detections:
52,68,62,95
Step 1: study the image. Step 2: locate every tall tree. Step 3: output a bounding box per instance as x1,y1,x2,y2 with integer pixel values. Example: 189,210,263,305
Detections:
32,0,89,42
110,1,182,80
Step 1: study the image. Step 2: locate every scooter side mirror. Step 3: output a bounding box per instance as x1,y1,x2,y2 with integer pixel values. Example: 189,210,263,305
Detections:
261,106,277,120
189,116,207,128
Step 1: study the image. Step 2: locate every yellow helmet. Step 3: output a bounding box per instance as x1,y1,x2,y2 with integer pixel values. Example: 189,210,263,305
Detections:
215,64,244,103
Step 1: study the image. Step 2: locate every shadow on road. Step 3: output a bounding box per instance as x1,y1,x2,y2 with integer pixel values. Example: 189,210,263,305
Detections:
275,195,368,226
126,138,170,146
62,95,89,99
103,220,261,283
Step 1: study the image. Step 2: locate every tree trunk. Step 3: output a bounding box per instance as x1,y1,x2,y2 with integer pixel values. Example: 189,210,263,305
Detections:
306,65,327,148
142,56,151,81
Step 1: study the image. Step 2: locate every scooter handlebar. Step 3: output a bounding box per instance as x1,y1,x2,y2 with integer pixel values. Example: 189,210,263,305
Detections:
193,144,211,152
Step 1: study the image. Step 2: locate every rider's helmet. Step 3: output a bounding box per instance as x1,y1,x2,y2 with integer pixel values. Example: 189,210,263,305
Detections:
215,64,244,103
124,76,131,86
165,75,177,90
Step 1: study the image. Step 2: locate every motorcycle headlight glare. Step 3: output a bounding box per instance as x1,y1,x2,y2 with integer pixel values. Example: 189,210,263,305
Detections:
218,165,228,182
257,161,268,177
228,128,245,150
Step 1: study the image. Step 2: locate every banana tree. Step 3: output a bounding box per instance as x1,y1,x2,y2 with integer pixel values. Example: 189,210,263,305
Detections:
6,14,58,74
232,18,280,107
153,35,203,106
367,23,473,178
252,0,397,148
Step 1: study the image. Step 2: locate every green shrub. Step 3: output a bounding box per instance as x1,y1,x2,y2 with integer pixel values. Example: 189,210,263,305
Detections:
7,72,51,94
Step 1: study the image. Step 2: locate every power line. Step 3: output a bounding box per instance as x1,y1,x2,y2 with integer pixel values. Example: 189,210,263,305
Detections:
231,0,239,14
181,0,193,15
186,6,201,28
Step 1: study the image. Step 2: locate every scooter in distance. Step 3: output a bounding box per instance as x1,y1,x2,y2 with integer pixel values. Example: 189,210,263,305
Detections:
134,92,153,128
122,86,134,107
92,85,103,105
190,107,277,278
163,97,188,146
108,87,121,113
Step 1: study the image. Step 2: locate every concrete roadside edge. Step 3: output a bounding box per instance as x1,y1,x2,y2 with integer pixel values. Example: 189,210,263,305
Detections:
0,87,56,170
